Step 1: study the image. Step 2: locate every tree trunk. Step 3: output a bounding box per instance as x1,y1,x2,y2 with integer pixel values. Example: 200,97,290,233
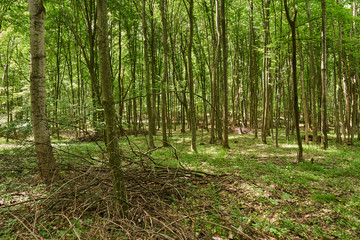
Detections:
298,40,310,144
338,23,347,145
2,37,15,142
142,0,155,148
320,0,328,149
149,2,157,136
332,19,340,143
221,0,229,149
188,0,197,151
97,0,128,216
306,0,318,143
261,0,270,144
284,0,303,162
160,0,169,147
28,0,56,182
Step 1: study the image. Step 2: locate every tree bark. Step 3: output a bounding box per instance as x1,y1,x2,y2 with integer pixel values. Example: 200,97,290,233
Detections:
28,0,56,182
160,0,170,147
332,19,340,143
261,0,270,144
142,0,155,149
221,0,229,149
320,0,328,149
338,23,347,145
188,0,197,151
97,0,128,216
306,0,318,143
249,0,258,138
284,0,303,162
298,40,310,144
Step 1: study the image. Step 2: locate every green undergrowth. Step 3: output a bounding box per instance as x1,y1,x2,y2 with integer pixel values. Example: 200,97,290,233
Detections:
1,130,359,239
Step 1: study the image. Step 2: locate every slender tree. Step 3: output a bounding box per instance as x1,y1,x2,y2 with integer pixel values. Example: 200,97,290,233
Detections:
320,0,328,149
261,0,271,144
249,0,258,138
306,0,318,143
142,0,155,149
284,0,303,162
28,0,56,182
221,0,229,148
97,0,128,216
160,0,170,147
188,0,197,152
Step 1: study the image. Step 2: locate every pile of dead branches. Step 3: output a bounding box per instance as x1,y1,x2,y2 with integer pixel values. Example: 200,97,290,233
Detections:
1,145,268,239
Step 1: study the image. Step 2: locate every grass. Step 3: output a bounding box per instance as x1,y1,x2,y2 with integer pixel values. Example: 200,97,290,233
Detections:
1,128,360,239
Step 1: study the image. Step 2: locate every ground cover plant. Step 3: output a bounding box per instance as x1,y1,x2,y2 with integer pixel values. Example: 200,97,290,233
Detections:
1,130,359,239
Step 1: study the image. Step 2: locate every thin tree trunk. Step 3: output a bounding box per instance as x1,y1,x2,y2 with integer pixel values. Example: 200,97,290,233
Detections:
160,0,169,147
28,0,56,182
338,23,347,145
221,0,229,149
149,1,157,135
97,0,128,216
261,0,270,144
298,40,310,144
188,0,197,151
306,0,318,143
320,0,328,149
284,0,303,162
2,37,14,142
332,19,340,143
142,0,155,148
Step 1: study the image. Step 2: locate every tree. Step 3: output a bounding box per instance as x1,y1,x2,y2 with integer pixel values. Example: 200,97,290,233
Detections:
142,0,155,149
97,0,128,216
188,0,197,152
261,0,271,144
249,0,258,139
28,0,56,182
306,0,318,143
320,0,328,149
284,0,303,162
160,0,170,147
221,0,229,149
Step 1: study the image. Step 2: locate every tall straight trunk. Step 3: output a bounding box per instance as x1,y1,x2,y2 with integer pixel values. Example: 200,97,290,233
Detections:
343,57,352,144
332,20,340,143
97,0,128,216
351,1,358,143
188,0,197,151
221,0,229,149
160,0,169,147
306,0,318,142
249,0,256,132
2,37,14,142
118,20,125,135
149,2,157,135
28,0,56,182
284,0,303,162
320,0,328,149
338,23,347,145
261,0,270,144
283,69,289,141
54,21,62,139
274,2,283,147
298,40,310,144
203,1,216,143
355,2,360,141
142,0,155,148
215,0,221,141
130,31,138,136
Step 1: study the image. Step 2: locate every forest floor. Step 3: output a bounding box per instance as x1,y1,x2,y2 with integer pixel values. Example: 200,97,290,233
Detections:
0,128,359,239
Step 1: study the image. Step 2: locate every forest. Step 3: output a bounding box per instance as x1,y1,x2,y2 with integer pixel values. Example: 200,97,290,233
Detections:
0,0,360,239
